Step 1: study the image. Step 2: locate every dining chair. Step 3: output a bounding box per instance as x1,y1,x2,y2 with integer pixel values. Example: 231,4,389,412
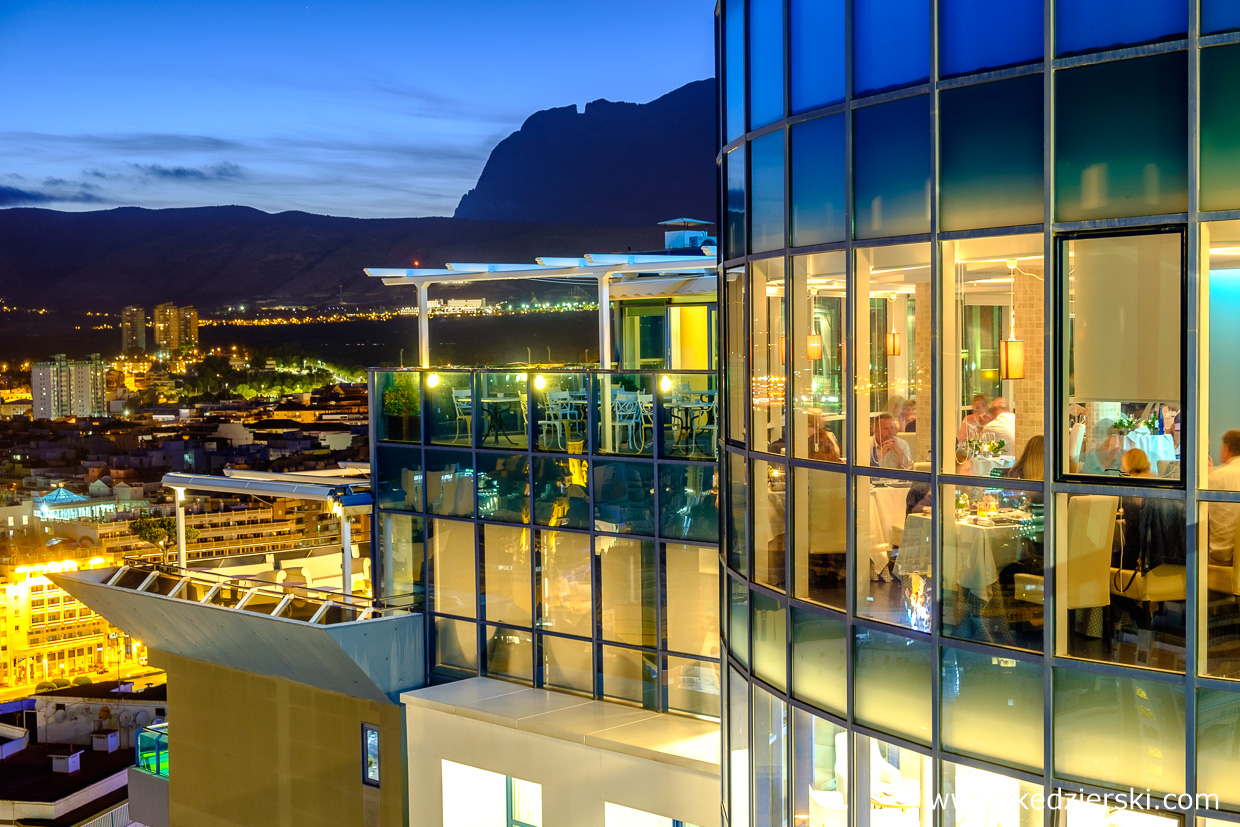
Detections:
1014,494,1115,612
612,392,642,450
451,388,472,441
1207,515,1240,596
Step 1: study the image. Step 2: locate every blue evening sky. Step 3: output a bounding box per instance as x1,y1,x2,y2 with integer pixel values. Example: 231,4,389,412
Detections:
0,0,716,218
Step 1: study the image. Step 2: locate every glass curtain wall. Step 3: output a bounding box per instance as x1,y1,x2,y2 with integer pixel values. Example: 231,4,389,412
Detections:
717,0,1239,822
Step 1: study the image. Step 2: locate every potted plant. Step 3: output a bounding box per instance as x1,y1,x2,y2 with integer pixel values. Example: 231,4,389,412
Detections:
382,375,420,442
1114,413,1138,435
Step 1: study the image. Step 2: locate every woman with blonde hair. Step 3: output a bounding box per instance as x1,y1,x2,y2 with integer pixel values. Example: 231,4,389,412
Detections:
1006,434,1045,482
1121,448,1153,477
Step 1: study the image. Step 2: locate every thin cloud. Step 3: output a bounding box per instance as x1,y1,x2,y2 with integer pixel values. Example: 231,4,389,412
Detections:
0,185,104,206
131,161,245,181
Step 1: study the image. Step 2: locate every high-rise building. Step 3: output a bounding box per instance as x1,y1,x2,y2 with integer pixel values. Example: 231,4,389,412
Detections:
177,305,198,351
122,305,146,353
717,3,1240,826
152,302,179,354
31,354,105,420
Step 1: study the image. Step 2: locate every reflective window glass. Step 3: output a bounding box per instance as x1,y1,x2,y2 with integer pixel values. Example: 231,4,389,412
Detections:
542,635,593,696
1204,1,1240,34
792,467,847,611
753,686,788,826
856,475,934,632
378,513,423,599
599,537,657,648
376,370,423,443
430,518,475,618
941,647,1044,770
376,445,423,511
666,542,719,658
1053,492,1186,672
790,0,844,112
1204,222,1240,497
751,591,787,691
593,460,655,536
791,606,846,715
727,450,749,573
753,459,787,591
853,0,929,96
1201,45,1240,212
477,454,528,524
855,243,931,469
790,115,846,247
1055,0,1187,57
941,235,1045,478
667,655,721,719
1061,232,1183,482
730,575,750,668
750,130,786,254
940,763,1042,825
725,0,745,142
532,455,588,529
726,146,747,260
539,531,592,639
482,525,530,627
483,625,533,684
729,666,750,827
941,482,1044,652
854,96,931,239
602,645,657,709
792,709,847,827
792,252,846,462
751,258,787,453
1055,53,1188,221
749,0,784,129
853,734,930,815
1053,665,1186,792
940,76,1043,233
659,464,719,543
725,266,747,443
853,626,932,743
425,449,475,517
1197,689,1240,809
939,0,1042,77
433,616,477,678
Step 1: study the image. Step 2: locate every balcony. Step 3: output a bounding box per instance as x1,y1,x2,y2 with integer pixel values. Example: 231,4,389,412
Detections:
135,722,169,778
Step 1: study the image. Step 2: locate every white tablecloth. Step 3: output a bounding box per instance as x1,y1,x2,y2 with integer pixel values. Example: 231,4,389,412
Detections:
869,485,911,548
1121,431,1177,466
897,513,1026,600
971,455,1015,478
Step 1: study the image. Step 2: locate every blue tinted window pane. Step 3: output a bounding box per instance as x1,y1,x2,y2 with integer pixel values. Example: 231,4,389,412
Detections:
750,130,786,253
1055,53,1188,221
940,0,1042,77
1204,1,1240,34
725,0,745,141
940,75,1044,232
854,95,931,239
790,0,845,111
791,115,846,246
1201,45,1240,211
749,0,784,129
854,0,929,96
726,145,746,260
1055,0,1187,57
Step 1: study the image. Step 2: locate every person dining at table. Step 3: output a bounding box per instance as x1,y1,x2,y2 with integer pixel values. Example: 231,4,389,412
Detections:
1208,429,1240,565
1122,448,1155,478
956,394,991,444
982,397,1016,449
870,413,913,470
1081,420,1124,475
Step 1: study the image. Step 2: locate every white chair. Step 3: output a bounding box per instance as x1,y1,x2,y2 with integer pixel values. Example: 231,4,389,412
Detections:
451,388,472,441
612,392,642,450
1068,422,1086,471
1015,494,1115,609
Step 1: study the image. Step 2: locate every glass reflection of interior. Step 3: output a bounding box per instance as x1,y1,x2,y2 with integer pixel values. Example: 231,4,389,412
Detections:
599,537,657,649
940,646,1043,772
1062,232,1182,481
429,518,475,619
792,251,846,461
856,475,934,632
426,370,475,446
594,373,656,457
792,466,847,610
425,449,474,517
592,459,654,536
658,464,719,544
855,243,931,470
941,235,1045,479
482,525,531,627
529,371,588,454
542,634,593,697
753,458,787,591
658,372,718,460
725,266,747,444
853,626,932,744
477,454,529,524
483,625,533,683
379,513,424,600
792,708,846,827
539,531,591,639
940,762,1041,827
475,371,530,450
753,685,788,827
1049,492,1186,672
752,257,787,455
940,482,1044,652
532,455,588,528
852,734,931,823
1060,800,1181,827
602,645,657,708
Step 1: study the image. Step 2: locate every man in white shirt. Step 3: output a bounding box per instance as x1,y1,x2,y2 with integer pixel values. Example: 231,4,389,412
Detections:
870,413,913,470
1208,430,1240,564
982,397,1016,451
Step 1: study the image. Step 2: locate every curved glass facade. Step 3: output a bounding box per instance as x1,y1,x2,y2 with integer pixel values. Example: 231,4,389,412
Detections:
719,2,1240,824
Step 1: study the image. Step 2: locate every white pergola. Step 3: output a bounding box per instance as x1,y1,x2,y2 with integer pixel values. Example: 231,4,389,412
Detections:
366,248,718,368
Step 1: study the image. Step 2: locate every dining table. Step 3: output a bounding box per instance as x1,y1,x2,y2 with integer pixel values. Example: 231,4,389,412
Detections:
897,511,1030,600
1121,430,1177,467
479,395,519,445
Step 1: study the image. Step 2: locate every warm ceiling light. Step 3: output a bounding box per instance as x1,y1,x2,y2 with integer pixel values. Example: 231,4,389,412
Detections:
806,334,823,361
886,331,901,356
1000,339,1025,380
